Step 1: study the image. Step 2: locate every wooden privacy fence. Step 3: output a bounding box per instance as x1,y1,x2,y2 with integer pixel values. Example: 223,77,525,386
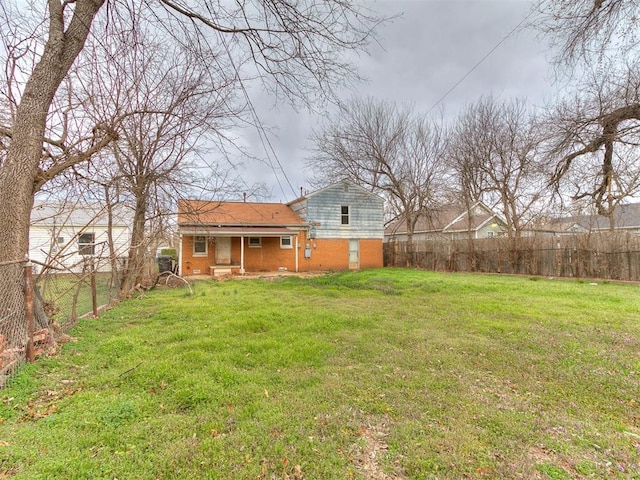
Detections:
384,233,640,281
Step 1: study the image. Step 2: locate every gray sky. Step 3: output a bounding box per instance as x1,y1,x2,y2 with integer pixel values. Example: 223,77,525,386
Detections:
235,0,557,202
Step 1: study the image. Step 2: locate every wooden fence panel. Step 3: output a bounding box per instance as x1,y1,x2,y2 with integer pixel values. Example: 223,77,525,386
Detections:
383,233,640,281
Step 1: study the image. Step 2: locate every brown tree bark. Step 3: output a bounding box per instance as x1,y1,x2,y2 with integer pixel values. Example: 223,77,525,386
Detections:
120,192,148,296
0,1,104,345
1,0,104,260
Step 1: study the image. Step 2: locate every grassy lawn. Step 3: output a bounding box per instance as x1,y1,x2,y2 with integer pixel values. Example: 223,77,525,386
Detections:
1,269,639,479
37,273,117,324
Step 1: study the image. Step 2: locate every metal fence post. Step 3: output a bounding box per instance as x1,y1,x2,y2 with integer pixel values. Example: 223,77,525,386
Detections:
24,261,35,363
91,258,98,317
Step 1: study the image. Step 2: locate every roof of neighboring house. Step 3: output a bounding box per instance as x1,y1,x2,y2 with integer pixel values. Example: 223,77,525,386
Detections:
385,202,504,236
178,199,305,227
31,201,132,227
544,203,640,232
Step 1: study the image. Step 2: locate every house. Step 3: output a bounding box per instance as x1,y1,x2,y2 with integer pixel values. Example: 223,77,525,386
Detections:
177,180,385,275
541,203,640,235
30,201,132,273
384,201,508,246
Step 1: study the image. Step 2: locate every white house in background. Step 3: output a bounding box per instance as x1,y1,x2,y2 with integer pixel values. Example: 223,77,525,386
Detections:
30,201,133,273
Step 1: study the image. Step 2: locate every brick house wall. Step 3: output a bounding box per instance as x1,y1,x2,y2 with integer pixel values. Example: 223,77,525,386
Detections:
299,238,383,271
236,235,303,272
181,235,213,275
181,233,383,273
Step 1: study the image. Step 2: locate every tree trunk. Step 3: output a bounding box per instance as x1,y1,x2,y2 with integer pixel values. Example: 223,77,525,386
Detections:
120,193,148,296
406,230,415,268
0,0,104,347
1,0,104,252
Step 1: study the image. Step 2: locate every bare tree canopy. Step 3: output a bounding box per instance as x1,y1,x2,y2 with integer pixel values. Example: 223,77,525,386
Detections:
534,1,640,222
542,62,640,222
449,96,546,239
533,0,640,68
310,97,450,265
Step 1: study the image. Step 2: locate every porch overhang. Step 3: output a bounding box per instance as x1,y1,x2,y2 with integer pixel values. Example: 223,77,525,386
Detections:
179,226,302,237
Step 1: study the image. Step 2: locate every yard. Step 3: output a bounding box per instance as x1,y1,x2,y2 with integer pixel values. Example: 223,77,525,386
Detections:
0,269,639,479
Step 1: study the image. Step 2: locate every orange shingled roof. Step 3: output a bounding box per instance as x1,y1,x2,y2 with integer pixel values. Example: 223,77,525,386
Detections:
178,199,305,226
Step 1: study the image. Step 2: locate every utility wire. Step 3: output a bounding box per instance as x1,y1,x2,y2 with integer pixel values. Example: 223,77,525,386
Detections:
75,5,298,202
426,7,536,115
215,30,298,201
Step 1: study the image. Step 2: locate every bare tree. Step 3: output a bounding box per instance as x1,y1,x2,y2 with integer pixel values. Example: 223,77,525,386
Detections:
541,63,640,228
533,0,639,69
73,25,241,295
534,1,640,224
0,0,383,345
449,96,547,242
310,98,450,266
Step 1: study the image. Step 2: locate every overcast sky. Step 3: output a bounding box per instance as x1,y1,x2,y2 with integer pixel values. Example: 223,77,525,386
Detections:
234,0,558,202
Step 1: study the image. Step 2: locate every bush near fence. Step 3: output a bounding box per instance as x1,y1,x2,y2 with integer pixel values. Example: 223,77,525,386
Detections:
384,232,640,281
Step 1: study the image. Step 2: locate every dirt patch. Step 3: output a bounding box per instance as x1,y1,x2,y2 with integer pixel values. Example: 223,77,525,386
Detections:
351,418,405,480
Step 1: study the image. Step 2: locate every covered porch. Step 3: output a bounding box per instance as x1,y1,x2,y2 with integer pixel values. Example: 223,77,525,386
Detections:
179,226,304,276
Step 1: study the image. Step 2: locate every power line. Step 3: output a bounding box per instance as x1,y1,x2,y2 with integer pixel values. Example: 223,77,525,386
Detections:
426,7,536,115
216,31,298,201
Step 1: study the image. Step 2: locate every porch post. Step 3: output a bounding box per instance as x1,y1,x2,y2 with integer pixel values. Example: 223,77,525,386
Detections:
178,234,183,275
240,235,245,274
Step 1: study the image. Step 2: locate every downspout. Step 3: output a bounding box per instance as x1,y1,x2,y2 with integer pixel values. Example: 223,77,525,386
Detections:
240,235,245,274
295,235,299,273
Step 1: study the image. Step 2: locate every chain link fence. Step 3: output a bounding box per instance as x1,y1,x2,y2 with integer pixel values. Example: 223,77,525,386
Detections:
0,257,122,388
0,261,32,387
35,258,121,330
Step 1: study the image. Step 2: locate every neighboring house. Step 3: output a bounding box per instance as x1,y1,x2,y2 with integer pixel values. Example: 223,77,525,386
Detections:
384,201,509,246
540,203,640,235
30,201,132,273
177,179,385,275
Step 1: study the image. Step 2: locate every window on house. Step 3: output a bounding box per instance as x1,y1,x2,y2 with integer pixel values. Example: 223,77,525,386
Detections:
78,233,95,256
487,231,495,238
57,236,65,244
341,206,350,225
193,236,207,256
248,237,262,247
280,236,293,249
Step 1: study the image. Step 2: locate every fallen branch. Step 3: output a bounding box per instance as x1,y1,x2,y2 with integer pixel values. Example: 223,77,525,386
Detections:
152,271,193,295
119,361,144,377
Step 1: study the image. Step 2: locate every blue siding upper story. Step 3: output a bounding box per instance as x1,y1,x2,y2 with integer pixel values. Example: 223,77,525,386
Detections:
289,180,384,239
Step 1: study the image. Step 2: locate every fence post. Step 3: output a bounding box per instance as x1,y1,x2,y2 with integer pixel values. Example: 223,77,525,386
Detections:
24,261,35,363
90,258,98,318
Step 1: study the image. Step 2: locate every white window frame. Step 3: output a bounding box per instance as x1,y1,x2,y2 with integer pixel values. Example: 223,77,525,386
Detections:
487,231,495,238
248,237,262,248
280,236,293,249
193,236,208,257
341,205,350,225
78,232,95,256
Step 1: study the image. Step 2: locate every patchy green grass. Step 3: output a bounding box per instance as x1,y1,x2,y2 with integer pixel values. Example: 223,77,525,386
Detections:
37,272,117,323
1,269,639,479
